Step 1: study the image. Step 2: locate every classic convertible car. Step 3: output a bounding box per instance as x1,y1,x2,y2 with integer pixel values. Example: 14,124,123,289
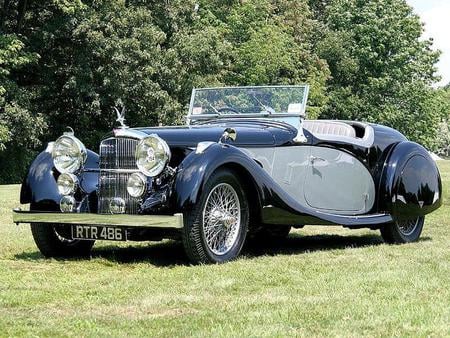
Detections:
13,85,442,263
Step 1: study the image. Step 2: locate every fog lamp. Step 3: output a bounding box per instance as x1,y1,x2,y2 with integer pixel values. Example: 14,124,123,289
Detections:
110,197,126,214
60,195,76,213
127,173,147,197
57,173,78,195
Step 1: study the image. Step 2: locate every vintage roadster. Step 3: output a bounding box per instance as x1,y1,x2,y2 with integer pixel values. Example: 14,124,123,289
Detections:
13,85,442,263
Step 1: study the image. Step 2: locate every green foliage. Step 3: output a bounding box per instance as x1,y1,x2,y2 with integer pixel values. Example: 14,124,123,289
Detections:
314,0,442,150
168,0,329,117
0,33,45,181
0,35,41,148
0,0,446,182
434,87,450,157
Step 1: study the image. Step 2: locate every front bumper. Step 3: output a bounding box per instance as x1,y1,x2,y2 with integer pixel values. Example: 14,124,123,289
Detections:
12,209,184,229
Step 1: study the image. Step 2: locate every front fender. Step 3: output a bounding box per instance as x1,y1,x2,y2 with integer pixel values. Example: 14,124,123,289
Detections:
20,143,99,211
171,143,267,213
377,141,442,219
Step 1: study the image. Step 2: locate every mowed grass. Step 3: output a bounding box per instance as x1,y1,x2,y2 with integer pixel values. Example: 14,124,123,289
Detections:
0,163,449,337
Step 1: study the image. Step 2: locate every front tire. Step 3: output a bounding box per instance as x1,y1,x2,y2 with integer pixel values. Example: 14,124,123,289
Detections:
182,168,249,264
31,223,95,258
380,216,424,244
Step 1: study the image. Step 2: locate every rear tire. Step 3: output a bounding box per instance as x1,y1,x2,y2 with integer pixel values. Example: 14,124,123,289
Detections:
380,216,424,244
182,168,249,264
31,223,95,258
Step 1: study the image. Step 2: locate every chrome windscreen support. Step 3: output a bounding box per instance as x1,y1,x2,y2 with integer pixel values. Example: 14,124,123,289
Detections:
293,117,308,143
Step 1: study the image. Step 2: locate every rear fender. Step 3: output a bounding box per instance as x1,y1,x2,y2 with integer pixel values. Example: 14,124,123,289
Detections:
377,141,442,219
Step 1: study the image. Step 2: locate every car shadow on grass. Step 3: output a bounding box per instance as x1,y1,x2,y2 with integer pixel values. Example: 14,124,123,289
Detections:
14,233,432,267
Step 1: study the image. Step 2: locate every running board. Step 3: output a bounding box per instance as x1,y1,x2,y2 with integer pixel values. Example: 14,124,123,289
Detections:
262,206,392,227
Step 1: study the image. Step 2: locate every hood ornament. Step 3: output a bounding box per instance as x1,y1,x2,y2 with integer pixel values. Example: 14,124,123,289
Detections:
114,106,128,128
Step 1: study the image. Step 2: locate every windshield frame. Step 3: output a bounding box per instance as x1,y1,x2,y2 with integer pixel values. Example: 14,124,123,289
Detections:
187,85,309,124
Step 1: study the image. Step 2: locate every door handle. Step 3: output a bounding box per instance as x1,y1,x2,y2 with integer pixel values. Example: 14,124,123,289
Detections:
310,155,326,164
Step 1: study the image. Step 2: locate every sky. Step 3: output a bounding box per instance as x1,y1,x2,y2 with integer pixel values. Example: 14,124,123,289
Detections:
407,0,450,86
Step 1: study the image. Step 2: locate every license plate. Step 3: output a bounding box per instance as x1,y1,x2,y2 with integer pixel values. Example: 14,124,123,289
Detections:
71,225,127,241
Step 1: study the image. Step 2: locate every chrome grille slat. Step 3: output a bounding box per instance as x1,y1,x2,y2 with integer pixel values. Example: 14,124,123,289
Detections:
98,137,140,214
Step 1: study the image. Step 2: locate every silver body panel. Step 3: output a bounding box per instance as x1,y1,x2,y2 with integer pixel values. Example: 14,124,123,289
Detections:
242,146,375,215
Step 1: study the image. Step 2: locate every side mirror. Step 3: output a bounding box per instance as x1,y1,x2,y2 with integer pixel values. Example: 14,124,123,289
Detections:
220,128,237,143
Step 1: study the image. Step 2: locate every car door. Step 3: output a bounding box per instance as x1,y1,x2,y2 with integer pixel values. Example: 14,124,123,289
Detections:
304,147,375,215
242,145,311,203
271,146,311,202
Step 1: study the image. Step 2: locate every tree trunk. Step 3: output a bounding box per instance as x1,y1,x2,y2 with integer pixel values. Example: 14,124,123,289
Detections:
0,0,11,32
16,0,27,33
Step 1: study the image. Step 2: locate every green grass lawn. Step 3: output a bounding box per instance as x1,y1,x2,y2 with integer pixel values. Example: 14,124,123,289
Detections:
0,162,449,337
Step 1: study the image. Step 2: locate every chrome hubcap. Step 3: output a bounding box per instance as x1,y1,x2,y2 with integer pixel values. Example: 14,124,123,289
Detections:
397,218,419,236
202,183,241,256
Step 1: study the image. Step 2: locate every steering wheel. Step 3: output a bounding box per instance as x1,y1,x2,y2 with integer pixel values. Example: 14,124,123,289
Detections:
217,106,239,114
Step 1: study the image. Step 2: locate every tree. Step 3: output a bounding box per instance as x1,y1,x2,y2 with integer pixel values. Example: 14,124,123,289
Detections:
434,86,450,157
0,32,45,182
176,0,330,117
313,0,442,149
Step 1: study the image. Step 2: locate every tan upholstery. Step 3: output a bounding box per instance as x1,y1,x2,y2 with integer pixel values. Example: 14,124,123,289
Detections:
303,120,356,138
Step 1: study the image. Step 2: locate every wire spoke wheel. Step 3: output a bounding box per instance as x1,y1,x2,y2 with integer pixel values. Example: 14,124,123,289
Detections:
380,216,424,244
182,168,248,264
202,183,241,256
397,218,420,236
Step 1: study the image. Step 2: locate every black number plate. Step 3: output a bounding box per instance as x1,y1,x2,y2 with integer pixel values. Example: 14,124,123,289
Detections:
71,225,127,241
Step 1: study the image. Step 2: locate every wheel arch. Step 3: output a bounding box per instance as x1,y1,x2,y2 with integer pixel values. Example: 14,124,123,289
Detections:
171,143,266,219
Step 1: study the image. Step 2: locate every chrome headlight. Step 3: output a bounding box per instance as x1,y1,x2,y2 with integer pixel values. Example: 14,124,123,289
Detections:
52,134,87,174
135,135,171,177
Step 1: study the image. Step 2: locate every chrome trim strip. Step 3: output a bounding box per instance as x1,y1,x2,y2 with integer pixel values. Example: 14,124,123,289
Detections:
112,128,147,140
192,84,309,91
45,142,55,153
188,113,304,120
196,141,216,154
12,209,184,229
85,168,141,173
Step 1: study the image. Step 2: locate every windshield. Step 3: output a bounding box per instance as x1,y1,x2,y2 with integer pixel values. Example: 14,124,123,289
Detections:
188,86,309,121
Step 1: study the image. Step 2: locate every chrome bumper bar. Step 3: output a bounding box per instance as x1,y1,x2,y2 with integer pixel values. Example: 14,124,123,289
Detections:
12,209,184,229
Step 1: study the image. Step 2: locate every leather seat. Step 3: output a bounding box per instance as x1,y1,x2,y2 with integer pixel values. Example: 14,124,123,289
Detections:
303,120,356,138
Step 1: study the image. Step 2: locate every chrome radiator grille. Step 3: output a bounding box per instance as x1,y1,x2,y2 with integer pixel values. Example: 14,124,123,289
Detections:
98,137,140,214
